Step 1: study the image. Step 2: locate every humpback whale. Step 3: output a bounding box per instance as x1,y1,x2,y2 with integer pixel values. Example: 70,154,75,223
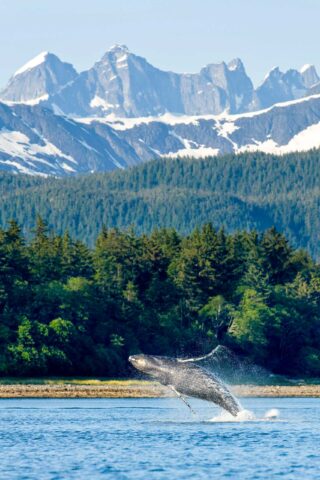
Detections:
129,347,241,416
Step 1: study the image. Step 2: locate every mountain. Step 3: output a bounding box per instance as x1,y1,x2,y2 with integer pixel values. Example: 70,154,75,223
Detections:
0,52,78,106
1,93,320,175
0,151,319,257
249,64,320,111
251,67,307,110
39,45,254,117
102,94,320,160
1,45,320,118
0,102,142,175
300,64,320,88
0,47,320,176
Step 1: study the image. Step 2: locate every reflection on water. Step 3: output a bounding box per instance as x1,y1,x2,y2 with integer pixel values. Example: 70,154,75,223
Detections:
0,397,319,479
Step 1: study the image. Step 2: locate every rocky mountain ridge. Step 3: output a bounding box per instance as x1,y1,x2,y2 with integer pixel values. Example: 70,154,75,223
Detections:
1,93,320,176
1,45,319,117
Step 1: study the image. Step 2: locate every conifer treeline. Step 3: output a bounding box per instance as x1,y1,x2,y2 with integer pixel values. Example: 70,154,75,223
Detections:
0,150,320,257
1,219,319,377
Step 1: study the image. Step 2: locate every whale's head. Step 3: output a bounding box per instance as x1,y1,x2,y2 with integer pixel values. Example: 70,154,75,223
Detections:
129,354,175,380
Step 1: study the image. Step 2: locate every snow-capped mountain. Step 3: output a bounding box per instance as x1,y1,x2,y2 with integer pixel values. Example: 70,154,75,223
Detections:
0,46,320,176
101,94,320,159
251,67,307,110
0,102,141,176
0,46,254,116
1,45,319,118
41,45,255,117
1,52,78,106
1,94,320,176
300,64,320,88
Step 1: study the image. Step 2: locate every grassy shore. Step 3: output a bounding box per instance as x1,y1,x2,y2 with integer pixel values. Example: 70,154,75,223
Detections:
0,378,320,398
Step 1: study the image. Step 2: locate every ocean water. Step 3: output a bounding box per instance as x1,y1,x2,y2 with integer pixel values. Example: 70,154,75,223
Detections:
0,397,319,479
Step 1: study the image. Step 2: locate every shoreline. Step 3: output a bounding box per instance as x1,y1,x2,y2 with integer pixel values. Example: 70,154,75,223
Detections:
0,382,320,398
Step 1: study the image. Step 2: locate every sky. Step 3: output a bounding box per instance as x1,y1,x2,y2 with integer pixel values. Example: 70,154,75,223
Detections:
0,0,319,88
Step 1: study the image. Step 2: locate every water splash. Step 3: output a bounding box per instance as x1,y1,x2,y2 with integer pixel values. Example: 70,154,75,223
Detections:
209,407,280,422
209,408,255,422
265,408,280,419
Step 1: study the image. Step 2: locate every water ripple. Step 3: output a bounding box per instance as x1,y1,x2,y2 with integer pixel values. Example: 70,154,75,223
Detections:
0,397,319,479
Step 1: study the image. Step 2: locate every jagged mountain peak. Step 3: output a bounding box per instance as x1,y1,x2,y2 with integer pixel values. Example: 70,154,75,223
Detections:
0,52,78,105
1,47,320,118
300,64,319,88
108,44,130,53
227,58,245,72
263,66,282,81
99,45,132,66
282,69,305,85
14,51,53,77
300,63,315,73
98,44,147,70
253,65,310,110
100,44,133,61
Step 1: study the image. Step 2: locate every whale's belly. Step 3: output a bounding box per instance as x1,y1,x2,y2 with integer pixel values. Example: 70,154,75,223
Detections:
169,365,240,415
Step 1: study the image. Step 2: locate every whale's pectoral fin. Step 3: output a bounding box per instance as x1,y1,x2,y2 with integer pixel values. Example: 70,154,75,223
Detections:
169,385,196,415
177,345,222,364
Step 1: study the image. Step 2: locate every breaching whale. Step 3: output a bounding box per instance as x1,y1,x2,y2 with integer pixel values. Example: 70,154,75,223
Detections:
129,347,241,416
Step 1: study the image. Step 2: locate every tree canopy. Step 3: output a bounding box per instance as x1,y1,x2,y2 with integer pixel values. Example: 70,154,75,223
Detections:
0,149,320,257
0,219,319,377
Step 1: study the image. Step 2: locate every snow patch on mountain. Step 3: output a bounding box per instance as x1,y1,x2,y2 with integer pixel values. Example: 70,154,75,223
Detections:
1,90,320,176
79,93,320,128
164,146,220,158
300,64,313,73
237,122,320,155
79,113,214,129
3,94,49,106
216,120,239,137
90,95,118,111
0,128,76,175
232,93,320,119
14,52,49,77
286,121,320,151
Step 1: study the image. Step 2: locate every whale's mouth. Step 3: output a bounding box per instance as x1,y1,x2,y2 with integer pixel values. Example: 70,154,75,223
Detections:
129,355,147,371
128,355,137,366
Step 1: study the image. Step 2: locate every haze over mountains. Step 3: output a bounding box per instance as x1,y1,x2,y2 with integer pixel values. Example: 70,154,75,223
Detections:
0,45,320,176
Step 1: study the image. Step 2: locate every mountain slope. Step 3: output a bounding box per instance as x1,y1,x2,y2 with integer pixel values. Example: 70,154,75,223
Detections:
0,151,319,257
1,93,320,175
0,52,78,105
0,102,144,175
1,46,320,118
251,67,307,110
43,46,255,117
104,94,320,159
300,64,320,88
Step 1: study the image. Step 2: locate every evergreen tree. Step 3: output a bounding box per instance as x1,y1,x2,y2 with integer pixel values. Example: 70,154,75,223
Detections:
0,220,319,377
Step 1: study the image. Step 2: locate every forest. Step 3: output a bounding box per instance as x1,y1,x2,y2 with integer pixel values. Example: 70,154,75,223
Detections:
0,218,319,378
0,149,320,258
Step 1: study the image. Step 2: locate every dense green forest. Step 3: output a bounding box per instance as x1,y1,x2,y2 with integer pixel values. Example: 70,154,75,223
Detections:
0,150,319,257
0,219,319,377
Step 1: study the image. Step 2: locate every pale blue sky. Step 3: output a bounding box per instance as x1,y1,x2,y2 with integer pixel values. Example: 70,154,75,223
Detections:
0,0,319,88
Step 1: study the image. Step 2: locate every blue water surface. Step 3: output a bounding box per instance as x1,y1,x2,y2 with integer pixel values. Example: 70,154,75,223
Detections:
0,397,319,479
